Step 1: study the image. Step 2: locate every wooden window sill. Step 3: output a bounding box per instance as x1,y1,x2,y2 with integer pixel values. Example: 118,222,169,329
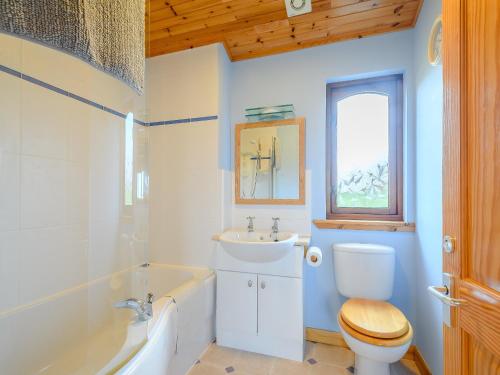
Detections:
313,219,416,232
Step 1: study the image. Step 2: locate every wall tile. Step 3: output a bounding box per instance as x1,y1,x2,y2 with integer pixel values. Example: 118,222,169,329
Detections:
18,225,88,304
0,231,19,312
0,74,21,154
21,82,70,159
88,219,120,281
21,38,91,102
89,110,121,223
0,152,20,232
0,33,22,71
20,156,67,229
66,162,90,226
149,121,223,267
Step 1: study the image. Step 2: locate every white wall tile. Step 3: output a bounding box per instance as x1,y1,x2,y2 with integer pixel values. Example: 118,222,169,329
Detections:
0,74,21,154
0,152,20,232
149,121,223,267
0,33,22,70
20,156,67,229
0,231,19,312
66,161,89,226
21,37,91,101
88,219,120,280
89,110,121,223
18,225,87,304
21,82,70,159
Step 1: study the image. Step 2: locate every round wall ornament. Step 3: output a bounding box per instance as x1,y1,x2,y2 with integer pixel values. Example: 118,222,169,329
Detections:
428,15,443,66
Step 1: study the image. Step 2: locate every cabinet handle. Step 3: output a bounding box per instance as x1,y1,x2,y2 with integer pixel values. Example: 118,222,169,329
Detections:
248,280,253,287
261,281,266,289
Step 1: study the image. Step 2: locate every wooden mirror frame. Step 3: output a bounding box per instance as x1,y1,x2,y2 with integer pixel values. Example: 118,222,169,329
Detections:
235,117,305,205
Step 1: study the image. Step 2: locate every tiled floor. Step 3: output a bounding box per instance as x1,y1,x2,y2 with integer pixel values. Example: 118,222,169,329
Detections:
187,342,422,375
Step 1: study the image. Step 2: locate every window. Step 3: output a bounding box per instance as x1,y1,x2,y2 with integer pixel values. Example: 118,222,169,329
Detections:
326,75,403,221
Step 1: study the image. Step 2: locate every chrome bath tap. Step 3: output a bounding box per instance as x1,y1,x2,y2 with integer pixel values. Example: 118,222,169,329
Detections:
114,293,154,321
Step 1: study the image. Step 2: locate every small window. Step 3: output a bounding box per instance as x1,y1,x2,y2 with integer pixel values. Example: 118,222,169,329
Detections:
326,75,403,221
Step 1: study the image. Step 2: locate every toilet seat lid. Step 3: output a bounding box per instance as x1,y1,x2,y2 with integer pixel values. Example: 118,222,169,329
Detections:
340,299,409,339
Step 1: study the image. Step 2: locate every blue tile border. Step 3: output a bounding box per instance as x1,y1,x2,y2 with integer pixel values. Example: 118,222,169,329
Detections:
149,115,218,127
0,63,218,127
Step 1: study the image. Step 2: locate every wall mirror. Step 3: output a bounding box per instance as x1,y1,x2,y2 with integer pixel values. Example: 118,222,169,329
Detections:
235,118,305,205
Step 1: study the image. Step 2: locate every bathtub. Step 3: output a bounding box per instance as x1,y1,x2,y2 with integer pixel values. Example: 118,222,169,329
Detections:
0,263,214,375
110,264,216,375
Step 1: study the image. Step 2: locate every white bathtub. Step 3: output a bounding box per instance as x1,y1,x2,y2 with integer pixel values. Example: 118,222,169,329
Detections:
113,264,216,375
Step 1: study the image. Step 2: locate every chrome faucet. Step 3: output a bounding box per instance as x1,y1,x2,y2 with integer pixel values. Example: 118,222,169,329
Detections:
271,217,280,241
247,216,255,233
114,293,154,321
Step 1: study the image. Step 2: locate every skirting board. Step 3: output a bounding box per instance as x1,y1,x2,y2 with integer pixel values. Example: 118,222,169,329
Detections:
305,328,432,375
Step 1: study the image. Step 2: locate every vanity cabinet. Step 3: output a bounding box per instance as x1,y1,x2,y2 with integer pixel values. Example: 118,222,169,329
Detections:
257,274,303,343
216,271,258,337
216,268,303,361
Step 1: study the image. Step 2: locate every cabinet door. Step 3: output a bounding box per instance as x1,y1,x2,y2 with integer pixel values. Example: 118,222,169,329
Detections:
216,271,257,335
258,275,302,340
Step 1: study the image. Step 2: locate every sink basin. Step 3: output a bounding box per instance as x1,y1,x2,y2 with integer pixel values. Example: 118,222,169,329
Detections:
219,230,299,263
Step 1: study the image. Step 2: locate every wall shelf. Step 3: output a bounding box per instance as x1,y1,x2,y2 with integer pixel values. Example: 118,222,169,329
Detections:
313,220,416,232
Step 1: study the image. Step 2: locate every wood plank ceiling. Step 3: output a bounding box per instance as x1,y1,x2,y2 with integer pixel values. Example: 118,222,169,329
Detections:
146,0,423,61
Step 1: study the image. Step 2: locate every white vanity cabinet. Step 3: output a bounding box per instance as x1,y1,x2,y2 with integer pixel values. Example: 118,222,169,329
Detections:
215,244,304,361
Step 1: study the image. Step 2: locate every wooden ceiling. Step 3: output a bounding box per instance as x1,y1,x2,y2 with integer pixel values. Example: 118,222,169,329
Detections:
146,0,423,61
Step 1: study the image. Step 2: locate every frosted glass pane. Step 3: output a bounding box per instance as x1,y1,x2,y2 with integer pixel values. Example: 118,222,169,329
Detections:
336,93,389,208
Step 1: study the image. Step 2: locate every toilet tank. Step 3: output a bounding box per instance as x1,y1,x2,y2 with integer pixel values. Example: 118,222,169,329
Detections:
333,243,395,300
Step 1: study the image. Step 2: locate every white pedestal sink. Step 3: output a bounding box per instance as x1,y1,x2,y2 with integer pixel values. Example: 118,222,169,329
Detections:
218,230,299,263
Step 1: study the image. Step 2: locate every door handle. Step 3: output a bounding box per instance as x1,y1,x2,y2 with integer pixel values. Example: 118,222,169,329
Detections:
428,285,467,306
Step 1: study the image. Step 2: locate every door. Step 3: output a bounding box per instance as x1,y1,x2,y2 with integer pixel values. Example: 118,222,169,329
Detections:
440,0,500,374
216,271,257,336
258,275,302,340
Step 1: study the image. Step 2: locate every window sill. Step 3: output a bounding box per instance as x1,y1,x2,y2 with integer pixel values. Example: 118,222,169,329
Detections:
313,219,416,232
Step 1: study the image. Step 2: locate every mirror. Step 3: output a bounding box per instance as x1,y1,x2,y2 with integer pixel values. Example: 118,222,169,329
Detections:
235,118,305,205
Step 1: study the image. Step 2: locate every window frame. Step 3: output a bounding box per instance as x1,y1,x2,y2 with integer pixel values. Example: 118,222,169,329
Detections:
326,74,404,221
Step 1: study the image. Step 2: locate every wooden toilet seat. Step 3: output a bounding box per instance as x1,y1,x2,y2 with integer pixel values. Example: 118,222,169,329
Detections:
338,298,413,347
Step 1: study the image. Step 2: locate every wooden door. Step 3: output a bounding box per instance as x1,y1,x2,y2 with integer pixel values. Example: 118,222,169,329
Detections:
442,0,500,374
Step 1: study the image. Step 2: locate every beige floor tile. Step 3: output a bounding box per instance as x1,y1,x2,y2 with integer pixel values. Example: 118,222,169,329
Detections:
308,363,350,375
202,344,241,368
188,362,227,375
233,350,275,375
271,358,311,375
312,343,354,368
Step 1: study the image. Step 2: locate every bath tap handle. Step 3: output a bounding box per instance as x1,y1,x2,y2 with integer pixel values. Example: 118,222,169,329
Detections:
114,298,144,309
114,297,153,321
147,293,154,304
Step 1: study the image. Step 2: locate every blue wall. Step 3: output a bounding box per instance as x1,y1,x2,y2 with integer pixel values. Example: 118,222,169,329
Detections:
414,1,444,374
229,31,417,332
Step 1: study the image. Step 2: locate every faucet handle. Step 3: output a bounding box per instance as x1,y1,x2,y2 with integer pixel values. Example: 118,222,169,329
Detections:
247,216,256,220
272,217,280,223
147,293,154,304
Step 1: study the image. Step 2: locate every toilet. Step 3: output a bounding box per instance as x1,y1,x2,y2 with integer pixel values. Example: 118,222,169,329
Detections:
333,243,413,375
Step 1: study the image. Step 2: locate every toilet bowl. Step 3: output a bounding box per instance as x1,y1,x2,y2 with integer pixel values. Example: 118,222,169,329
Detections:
337,299,413,375
332,244,412,375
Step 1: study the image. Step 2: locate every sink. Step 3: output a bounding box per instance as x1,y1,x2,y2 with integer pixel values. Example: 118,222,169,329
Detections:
219,230,299,263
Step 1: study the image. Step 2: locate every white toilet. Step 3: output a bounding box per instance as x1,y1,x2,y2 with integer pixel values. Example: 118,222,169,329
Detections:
333,243,413,375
